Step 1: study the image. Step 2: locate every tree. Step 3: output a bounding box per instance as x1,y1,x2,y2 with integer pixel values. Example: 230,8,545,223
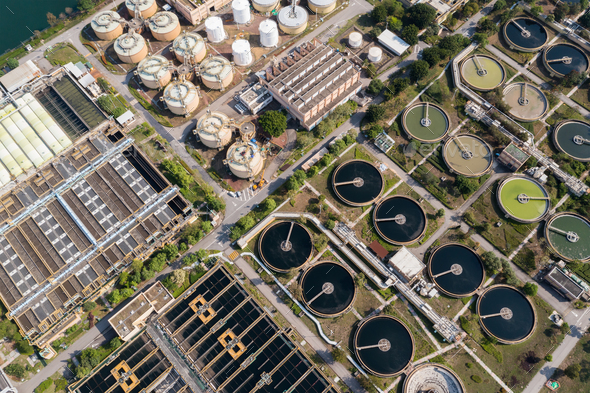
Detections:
481,251,502,272
422,47,443,67
6,58,19,69
162,243,178,261
473,33,488,47
438,35,471,55
307,165,319,177
410,60,430,81
76,366,90,378
401,24,419,46
205,194,225,212
259,110,287,137
546,14,555,23
388,16,403,32
462,1,479,17
366,104,385,123
262,198,276,212
15,339,34,356
331,347,346,363
109,337,122,351
562,71,586,88
356,375,377,393
369,27,383,40
367,125,383,139
196,249,208,261
201,221,213,233
478,18,499,35
561,322,570,335
170,270,186,287
354,273,367,288
367,79,384,95
80,348,101,369
436,209,445,218
530,5,543,17
160,160,193,189
493,0,506,11
565,363,581,379
78,0,95,12
120,288,134,299
88,312,95,329
372,5,388,22
455,175,478,195
580,11,590,28
391,77,410,94
47,12,58,26
141,267,155,281
325,219,335,230
107,289,122,304
59,12,67,20
290,283,303,301
545,354,553,362
5,363,26,379
523,282,538,297
83,301,97,312
407,3,437,29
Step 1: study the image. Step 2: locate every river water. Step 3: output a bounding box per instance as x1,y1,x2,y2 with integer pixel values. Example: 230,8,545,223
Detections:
0,0,78,55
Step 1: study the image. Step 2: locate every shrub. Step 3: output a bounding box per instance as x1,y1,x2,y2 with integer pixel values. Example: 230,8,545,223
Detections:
471,375,482,383
83,301,97,312
523,282,538,297
401,24,419,46
407,3,437,28
6,58,19,69
259,110,287,137
331,347,346,363
35,378,53,393
410,60,430,81
565,363,581,379
466,362,473,368
545,354,553,362
366,105,386,123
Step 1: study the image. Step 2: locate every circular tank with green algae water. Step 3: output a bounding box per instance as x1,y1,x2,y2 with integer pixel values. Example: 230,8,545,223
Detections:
553,120,590,161
461,55,505,91
498,176,550,222
545,213,590,262
443,134,493,177
402,103,450,143
503,83,548,122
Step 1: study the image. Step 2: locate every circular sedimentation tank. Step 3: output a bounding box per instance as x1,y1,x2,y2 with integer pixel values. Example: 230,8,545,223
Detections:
278,6,308,35
300,261,356,317
91,11,123,41
114,32,148,64
428,243,485,298
308,0,337,14
373,196,427,245
503,18,548,52
403,363,466,393
543,43,589,77
173,31,207,64
137,55,171,89
354,315,414,377
497,175,550,223
163,80,199,116
258,221,313,273
199,56,234,90
331,160,384,206
460,54,506,91
502,82,548,122
477,285,536,344
402,102,450,143
443,134,493,177
148,11,181,41
553,120,590,161
195,111,233,149
545,212,590,262
252,0,279,12
225,140,264,178
125,0,157,18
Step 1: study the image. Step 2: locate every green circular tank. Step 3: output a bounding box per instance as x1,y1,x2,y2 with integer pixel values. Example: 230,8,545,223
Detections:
443,134,493,177
497,175,550,223
402,102,450,143
552,120,590,162
460,55,506,91
502,83,548,122
545,213,590,262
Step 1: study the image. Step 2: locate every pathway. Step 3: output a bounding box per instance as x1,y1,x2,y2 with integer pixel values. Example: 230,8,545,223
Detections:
460,342,513,392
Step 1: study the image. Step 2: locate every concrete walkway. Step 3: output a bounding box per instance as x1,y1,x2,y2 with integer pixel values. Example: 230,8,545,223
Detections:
460,342,513,392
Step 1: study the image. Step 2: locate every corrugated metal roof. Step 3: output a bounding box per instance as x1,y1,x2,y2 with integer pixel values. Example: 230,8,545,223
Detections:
0,60,41,92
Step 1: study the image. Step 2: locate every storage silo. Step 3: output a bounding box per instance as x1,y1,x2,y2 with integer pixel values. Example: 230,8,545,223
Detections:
259,20,279,47
125,0,157,18
308,0,336,14
114,32,148,64
195,111,233,149
368,47,382,62
225,140,264,179
148,11,181,41
199,56,234,90
173,31,207,64
252,0,279,12
232,40,253,66
136,55,171,89
91,11,123,41
278,5,308,35
349,32,362,48
240,121,255,140
163,79,200,116
232,0,252,24
205,16,227,43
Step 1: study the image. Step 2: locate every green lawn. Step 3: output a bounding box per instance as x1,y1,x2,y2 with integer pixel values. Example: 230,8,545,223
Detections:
46,43,85,66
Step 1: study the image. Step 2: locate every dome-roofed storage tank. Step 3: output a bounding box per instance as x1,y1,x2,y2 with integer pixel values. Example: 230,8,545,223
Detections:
477,285,536,344
258,221,313,273
428,243,485,298
240,121,256,140
148,11,181,41
502,82,548,122
543,43,590,77
503,18,548,52
402,102,450,143
91,11,123,41
331,160,384,206
163,79,199,116
252,0,279,12
232,39,253,66
125,0,157,18
259,20,279,47
373,195,427,245
308,0,336,14
552,120,590,162
354,315,414,377
349,32,362,48
368,47,382,62
194,111,233,149
225,140,264,179
403,364,466,393
300,261,356,317
114,32,148,64
460,54,506,91
278,5,308,35
173,31,207,64
232,0,252,24
497,175,550,223
443,134,493,177
199,56,234,90
545,212,590,262
205,16,227,43
136,54,171,89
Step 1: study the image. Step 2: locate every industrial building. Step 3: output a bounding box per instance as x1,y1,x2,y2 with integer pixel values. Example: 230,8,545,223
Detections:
400,0,468,24
545,266,588,300
261,40,362,130
0,60,42,93
237,83,273,114
498,142,530,171
377,30,410,56
164,0,233,25
158,264,340,393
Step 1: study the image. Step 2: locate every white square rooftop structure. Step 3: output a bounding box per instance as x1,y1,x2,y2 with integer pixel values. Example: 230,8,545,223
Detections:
78,73,96,88
64,62,84,79
388,246,425,283
377,30,411,56
0,60,41,93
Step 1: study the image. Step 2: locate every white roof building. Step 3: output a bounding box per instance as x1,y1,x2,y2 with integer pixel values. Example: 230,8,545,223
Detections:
116,110,135,126
64,62,84,79
377,30,411,56
79,73,96,88
0,60,41,92
388,246,425,283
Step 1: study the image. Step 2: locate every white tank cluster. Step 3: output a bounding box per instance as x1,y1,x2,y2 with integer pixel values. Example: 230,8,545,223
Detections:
232,0,252,24
195,111,234,149
91,11,123,41
125,0,157,18
205,16,227,43
163,79,200,116
148,11,181,41
232,40,253,66
225,140,264,179
368,47,382,62
173,31,207,64
278,5,308,35
136,55,171,89
349,32,362,48
259,20,279,47
114,32,148,64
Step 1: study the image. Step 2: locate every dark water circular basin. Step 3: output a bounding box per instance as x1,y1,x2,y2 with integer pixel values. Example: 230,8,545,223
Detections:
545,213,590,262
544,44,589,76
259,221,313,273
373,196,427,245
428,243,485,297
300,261,356,317
477,285,536,343
504,18,548,50
332,160,384,206
354,315,414,377
553,120,590,161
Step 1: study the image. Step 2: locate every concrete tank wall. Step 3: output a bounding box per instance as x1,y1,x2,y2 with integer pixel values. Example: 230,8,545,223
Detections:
200,56,233,90
91,11,123,41
114,32,148,64
137,55,171,89
126,0,157,18
252,0,279,12
308,0,336,14
173,31,207,64
163,80,200,115
149,11,181,41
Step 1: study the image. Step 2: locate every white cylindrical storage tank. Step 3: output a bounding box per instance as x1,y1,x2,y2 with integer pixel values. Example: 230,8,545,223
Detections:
200,56,234,90
308,0,336,14
125,0,157,18
278,6,308,35
368,47,382,62
226,140,264,179
259,20,279,47
232,0,251,24
195,111,233,149
149,11,181,41
232,40,253,66
114,32,148,64
349,32,362,48
205,16,227,43
163,80,200,116
252,0,279,12
91,11,123,41
137,55,171,89
173,31,207,64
